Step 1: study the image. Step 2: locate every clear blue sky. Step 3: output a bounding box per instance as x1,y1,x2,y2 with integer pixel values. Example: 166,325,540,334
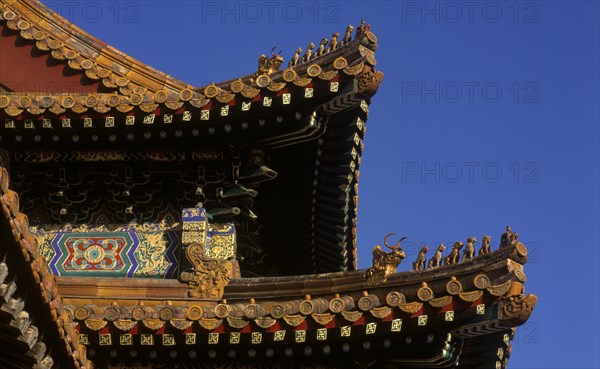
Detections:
41,1,599,367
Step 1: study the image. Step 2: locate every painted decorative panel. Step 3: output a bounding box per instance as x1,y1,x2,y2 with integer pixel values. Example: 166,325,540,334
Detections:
31,224,181,278
31,211,237,278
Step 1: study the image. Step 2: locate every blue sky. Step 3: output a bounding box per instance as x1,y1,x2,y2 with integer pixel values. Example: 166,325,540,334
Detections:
40,1,599,367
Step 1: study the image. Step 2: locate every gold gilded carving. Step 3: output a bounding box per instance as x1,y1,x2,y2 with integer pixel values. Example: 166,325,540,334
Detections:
180,242,233,299
227,316,249,329
255,317,277,329
199,318,223,331
398,302,423,314
85,319,107,331
474,274,491,289
366,233,406,284
499,294,537,326
429,296,452,308
488,280,513,297
255,48,284,78
479,235,492,255
170,319,194,330
113,319,136,331
417,283,434,302
283,314,305,327
186,305,204,321
459,290,483,302
444,241,464,265
312,313,335,326
74,307,90,321
446,276,463,295
343,62,365,76
370,306,392,319
142,319,165,330
341,311,362,323
386,291,406,306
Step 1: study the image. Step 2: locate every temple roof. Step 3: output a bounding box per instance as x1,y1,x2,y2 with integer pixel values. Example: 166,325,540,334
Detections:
0,163,536,368
0,0,385,274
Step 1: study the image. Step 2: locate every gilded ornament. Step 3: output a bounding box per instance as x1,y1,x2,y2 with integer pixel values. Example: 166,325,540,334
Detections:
270,304,286,319
243,304,261,319
299,300,314,315
318,70,338,81
186,305,204,321
479,235,492,255
366,233,406,284
444,241,464,265
385,291,406,306
474,274,491,289
85,319,107,331
311,313,334,326
459,290,483,302
417,283,434,302
131,306,146,321
199,318,222,330
283,314,305,327
18,96,31,108
16,20,29,30
412,245,429,271
255,317,277,329
214,303,231,319
170,319,194,330
282,68,297,82
74,307,90,321
255,74,271,88
180,89,194,101
462,237,476,261
180,242,233,299
340,311,362,323
0,96,9,108
429,295,452,308
80,59,94,70
343,62,364,76
446,277,463,295
64,49,78,59
488,280,513,296
97,68,111,78
255,48,284,77
227,316,248,329
113,319,137,331
398,302,422,314
115,77,129,87
333,57,348,70
85,95,98,107
104,306,120,322
370,306,391,319
306,64,322,78
294,77,312,88
230,80,244,93
142,319,165,330
159,307,174,321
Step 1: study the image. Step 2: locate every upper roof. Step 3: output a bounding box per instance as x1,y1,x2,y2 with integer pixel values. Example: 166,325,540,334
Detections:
0,0,381,123
0,0,384,275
